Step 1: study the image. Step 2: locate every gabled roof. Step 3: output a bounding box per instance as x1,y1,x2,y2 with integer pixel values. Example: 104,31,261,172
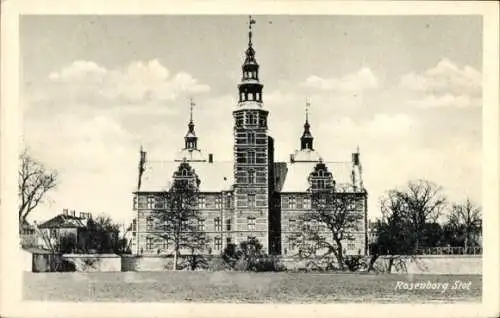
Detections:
280,161,355,193
38,214,87,229
175,149,206,162
139,160,234,193
292,148,322,163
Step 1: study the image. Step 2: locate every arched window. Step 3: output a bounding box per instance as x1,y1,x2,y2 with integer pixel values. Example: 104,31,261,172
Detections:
182,169,188,176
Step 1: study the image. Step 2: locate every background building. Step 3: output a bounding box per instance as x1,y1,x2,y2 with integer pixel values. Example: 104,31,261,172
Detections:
132,20,368,257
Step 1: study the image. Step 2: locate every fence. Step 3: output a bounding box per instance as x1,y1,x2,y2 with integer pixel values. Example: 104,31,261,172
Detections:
415,246,482,255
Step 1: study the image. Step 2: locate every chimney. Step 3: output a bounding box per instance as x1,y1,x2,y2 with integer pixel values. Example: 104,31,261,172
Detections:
70,210,76,217
290,154,295,163
63,208,68,215
208,153,213,163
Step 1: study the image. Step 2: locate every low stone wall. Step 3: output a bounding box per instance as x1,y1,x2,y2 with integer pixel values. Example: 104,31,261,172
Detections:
62,254,121,272
373,255,482,275
121,255,176,271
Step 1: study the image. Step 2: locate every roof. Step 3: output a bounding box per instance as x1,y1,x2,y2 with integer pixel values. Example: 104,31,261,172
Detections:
175,148,206,162
292,148,322,162
280,161,355,192
140,160,234,193
38,214,87,229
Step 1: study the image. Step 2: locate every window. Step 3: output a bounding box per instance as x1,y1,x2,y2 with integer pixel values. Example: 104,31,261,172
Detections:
146,216,154,231
162,239,168,250
138,195,148,209
215,196,222,209
181,219,189,231
237,152,247,163
318,179,326,189
226,237,232,245
248,169,256,184
147,196,155,209
347,243,355,250
226,219,232,231
154,197,164,209
214,237,222,250
304,198,311,209
224,196,231,209
282,197,289,209
50,229,58,238
197,219,205,232
247,112,257,125
296,197,303,209
289,219,296,231
288,197,296,209
247,151,256,164
248,194,256,208
214,217,221,232
288,237,296,250
247,131,255,144
198,196,206,208
247,217,256,231
146,237,153,250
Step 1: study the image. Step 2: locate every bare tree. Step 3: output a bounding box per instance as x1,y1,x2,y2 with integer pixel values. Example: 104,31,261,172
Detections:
18,149,57,230
446,198,482,251
292,191,364,270
396,179,447,252
369,179,447,272
151,162,209,270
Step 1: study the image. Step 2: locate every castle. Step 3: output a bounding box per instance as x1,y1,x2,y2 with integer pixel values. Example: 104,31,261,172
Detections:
132,18,368,257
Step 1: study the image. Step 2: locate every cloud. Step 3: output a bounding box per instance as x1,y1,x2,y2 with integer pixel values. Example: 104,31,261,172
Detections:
44,59,210,105
400,59,482,109
303,68,379,92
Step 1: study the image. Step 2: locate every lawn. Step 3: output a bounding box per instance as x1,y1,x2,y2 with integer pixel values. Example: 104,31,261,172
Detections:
23,271,481,303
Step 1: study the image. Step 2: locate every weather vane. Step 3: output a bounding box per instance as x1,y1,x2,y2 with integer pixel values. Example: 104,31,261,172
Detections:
248,15,256,46
306,98,311,122
189,97,195,122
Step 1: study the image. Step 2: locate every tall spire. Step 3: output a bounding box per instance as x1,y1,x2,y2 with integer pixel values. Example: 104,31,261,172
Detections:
238,16,263,104
301,99,314,150
184,98,198,150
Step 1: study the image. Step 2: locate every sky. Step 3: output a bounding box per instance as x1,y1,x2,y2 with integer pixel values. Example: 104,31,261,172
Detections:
20,15,482,226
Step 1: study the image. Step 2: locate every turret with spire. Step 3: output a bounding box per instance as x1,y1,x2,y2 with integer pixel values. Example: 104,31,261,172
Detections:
290,99,321,163
175,98,206,162
184,98,198,150
300,99,314,150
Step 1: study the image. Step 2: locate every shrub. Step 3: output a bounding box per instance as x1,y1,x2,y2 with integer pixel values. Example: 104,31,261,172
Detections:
344,255,364,272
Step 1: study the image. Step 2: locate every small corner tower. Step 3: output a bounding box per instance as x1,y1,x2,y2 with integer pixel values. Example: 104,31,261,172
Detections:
175,99,207,162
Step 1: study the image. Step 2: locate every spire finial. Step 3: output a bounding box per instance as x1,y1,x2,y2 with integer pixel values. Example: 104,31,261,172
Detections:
189,98,195,123
248,16,256,47
305,98,311,123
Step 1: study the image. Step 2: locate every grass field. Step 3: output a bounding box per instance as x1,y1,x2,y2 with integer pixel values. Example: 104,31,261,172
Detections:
23,272,481,303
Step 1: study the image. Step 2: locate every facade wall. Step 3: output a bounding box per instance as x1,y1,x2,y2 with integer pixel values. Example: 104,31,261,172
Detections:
280,192,367,257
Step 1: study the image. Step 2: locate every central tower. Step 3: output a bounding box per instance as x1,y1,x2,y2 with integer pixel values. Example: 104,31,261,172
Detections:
233,16,274,253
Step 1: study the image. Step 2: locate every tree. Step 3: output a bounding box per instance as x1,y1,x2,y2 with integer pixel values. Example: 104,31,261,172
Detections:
292,191,364,271
396,179,447,252
444,198,482,252
18,149,57,231
221,238,283,272
79,215,122,254
369,180,448,272
151,162,209,271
